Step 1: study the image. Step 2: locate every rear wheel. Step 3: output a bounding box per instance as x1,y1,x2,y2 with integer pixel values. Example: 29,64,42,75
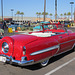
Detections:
39,59,49,67
73,46,75,51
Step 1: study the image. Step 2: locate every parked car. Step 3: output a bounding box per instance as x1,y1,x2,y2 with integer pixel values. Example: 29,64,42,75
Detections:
0,23,75,67
0,24,3,28
64,21,71,27
33,22,50,31
8,24,24,31
33,22,63,31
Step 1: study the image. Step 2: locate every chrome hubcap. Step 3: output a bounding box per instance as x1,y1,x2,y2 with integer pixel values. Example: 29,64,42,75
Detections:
2,42,9,53
41,59,49,66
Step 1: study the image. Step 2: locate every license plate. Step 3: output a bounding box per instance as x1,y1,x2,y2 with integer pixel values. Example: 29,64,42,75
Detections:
0,56,6,62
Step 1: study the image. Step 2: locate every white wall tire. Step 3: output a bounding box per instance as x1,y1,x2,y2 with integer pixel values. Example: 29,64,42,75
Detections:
40,59,49,67
73,46,75,51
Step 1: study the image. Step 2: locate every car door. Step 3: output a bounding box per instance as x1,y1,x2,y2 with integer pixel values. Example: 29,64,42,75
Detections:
57,32,72,54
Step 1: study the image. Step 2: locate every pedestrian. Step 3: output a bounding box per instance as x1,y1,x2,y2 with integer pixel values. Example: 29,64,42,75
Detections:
2,21,6,30
28,21,30,27
0,22,4,39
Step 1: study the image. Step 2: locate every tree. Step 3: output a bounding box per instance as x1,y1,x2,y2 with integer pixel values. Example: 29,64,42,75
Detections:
64,13,67,18
20,12,24,22
44,0,46,21
67,12,71,20
42,12,48,18
38,12,41,21
60,14,63,18
36,12,39,19
16,11,20,15
49,13,52,19
16,11,20,21
45,12,48,17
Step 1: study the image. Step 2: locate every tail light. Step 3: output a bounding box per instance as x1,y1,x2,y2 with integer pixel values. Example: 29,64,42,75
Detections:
23,46,26,55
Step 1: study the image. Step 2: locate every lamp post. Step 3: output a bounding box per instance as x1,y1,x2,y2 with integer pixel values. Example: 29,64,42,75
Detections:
15,14,16,21
11,9,14,21
1,0,3,22
70,2,74,20
44,0,46,22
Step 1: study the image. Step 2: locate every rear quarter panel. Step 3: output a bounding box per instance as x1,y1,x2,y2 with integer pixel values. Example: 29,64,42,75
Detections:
25,37,59,62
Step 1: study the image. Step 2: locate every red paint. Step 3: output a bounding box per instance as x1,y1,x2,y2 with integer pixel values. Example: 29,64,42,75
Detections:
0,23,75,64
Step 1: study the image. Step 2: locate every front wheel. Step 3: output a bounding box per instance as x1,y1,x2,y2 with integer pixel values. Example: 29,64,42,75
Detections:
39,59,49,67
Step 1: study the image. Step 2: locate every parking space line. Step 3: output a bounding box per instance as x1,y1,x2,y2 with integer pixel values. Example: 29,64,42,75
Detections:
45,58,75,75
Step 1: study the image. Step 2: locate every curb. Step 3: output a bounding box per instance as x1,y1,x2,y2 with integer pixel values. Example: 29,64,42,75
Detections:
15,31,31,33
15,31,26,32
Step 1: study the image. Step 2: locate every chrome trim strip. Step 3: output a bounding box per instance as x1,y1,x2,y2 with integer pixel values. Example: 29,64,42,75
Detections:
30,45,59,56
54,43,75,56
54,48,72,56
60,39,75,44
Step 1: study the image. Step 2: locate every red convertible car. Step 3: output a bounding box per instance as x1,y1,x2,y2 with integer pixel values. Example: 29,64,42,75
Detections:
0,23,75,67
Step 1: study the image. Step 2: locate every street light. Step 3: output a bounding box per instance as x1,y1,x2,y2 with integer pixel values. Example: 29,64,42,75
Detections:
11,9,14,21
70,2,74,20
44,0,46,22
1,0,3,22
15,14,16,20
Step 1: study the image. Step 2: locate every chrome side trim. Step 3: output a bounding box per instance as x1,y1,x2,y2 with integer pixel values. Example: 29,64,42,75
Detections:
54,43,75,56
60,39,75,44
72,43,75,49
54,48,72,56
30,45,59,56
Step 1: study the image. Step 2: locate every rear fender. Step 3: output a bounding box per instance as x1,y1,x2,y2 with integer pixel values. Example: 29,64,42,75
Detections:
0,36,14,56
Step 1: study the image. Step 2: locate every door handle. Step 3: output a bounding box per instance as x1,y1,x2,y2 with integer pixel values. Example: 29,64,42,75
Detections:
59,36,62,38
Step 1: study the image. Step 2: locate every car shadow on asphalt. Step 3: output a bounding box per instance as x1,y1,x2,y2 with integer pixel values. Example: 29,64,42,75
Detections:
19,50,74,71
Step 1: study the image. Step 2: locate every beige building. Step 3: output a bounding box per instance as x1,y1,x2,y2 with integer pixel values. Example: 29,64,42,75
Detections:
0,16,36,22
35,18,51,22
0,16,51,22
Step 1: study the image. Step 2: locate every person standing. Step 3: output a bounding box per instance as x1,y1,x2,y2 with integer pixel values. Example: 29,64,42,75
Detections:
2,21,6,30
28,21,30,27
0,21,4,38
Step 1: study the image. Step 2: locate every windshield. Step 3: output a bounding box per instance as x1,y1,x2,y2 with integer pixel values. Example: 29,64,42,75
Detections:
43,24,66,32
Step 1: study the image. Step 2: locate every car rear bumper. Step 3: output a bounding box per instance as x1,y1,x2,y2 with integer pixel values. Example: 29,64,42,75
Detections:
0,54,34,66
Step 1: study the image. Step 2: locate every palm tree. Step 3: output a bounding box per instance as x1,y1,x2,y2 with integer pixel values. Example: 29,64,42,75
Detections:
49,13,52,19
60,14,63,19
38,12,41,21
16,11,20,21
42,12,44,15
64,13,67,18
36,12,39,19
55,14,58,17
44,0,46,21
20,12,24,22
54,14,58,20
74,8,75,22
55,0,57,21
45,12,48,18
67,12,71,20
42,12,48,18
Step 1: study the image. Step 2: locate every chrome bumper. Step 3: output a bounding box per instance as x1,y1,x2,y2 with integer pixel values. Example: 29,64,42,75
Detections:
0,54,34,66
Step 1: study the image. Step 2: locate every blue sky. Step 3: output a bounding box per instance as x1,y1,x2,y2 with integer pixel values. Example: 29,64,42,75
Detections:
0,0,75,18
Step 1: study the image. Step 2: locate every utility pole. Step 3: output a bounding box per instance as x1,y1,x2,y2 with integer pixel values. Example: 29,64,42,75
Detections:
1,0,3,22
55,0,57,21
74,8,75,23
44,0,46,22
70,2,74,20
11,9,14,21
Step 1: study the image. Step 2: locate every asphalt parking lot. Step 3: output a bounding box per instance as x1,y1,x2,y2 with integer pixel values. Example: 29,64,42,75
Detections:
0,27,75,75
